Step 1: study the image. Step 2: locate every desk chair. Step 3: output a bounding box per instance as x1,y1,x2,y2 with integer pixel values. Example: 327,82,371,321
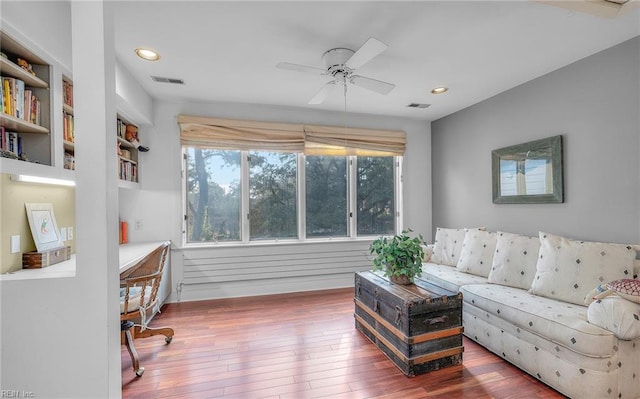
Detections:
120,242,174,377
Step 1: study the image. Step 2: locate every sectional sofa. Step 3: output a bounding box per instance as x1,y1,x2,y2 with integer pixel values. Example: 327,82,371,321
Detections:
421,228,640,399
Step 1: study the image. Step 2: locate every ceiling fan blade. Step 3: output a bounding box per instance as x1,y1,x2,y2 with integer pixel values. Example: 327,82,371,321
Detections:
345,37,388,70
350,75,395,95
276,62,326,75
309,81,339,104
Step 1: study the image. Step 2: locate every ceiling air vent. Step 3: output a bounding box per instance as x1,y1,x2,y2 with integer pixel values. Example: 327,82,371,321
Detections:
406,103,431,109
151,76,185,85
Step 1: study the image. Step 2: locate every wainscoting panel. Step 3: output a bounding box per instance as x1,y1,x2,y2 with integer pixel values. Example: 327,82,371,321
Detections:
176,240,374,301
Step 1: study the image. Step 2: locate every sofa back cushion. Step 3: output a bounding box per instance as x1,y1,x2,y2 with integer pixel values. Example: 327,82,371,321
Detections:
487,231,540,289
431,227,483,266
530,232,636,305
456,230,497,277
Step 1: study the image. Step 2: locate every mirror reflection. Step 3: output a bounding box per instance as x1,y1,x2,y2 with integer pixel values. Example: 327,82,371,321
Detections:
492,135,563,204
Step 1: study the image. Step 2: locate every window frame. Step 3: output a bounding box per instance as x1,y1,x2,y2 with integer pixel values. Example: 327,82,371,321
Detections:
181,147,403,247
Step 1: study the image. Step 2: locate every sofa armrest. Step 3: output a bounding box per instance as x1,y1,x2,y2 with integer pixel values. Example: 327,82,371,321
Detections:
422,244,434,263
588,296,640,340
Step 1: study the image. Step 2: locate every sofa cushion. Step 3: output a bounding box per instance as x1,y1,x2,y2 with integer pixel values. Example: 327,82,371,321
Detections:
530,232,635,306
421,262,488,293
488,231,540,290
456,230,497,277
588,296,640,340
461,283,615,358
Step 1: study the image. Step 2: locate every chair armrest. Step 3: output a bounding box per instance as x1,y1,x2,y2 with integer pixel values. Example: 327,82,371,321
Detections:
588,296,640,340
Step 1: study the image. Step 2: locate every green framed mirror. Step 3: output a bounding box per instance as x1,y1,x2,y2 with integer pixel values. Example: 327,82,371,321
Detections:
492,135,563,204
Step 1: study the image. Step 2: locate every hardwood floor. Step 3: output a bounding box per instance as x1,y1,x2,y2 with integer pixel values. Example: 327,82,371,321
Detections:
121,288,567,399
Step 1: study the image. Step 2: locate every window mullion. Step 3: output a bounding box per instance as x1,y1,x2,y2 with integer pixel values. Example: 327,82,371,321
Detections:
241,151,250,243
395,156,403,234
348,156,357,238
298,153,306,240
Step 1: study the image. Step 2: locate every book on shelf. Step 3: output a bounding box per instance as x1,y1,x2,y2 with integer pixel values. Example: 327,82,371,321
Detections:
63,79,73,108
63,112,74,142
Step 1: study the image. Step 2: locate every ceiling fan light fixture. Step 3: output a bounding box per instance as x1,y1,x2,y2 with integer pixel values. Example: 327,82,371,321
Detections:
135,47,160,61
431,86,448,95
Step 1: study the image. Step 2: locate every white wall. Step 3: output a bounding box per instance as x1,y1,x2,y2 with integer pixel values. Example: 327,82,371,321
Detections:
431,36,640,244
1,1,73,71
1,3,122,398
118,100,431,301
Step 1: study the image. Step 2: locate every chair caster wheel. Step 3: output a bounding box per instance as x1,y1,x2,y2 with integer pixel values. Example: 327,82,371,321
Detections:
135,367,144,377
165,336,173,344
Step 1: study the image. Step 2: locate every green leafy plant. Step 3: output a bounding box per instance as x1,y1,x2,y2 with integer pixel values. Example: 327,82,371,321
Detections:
369,229,426,284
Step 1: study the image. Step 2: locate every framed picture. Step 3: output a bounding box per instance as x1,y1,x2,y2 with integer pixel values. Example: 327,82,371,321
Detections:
492,135,564,204
25,203,64,252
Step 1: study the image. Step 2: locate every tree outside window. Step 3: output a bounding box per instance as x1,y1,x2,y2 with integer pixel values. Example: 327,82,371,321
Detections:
356,156,395,236
306,156,347,238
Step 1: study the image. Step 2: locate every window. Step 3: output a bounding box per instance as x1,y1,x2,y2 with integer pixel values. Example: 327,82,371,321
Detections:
305,156,348,238
249,151,297,240
356,156,395,236
185,148,241,243
183,149,400,244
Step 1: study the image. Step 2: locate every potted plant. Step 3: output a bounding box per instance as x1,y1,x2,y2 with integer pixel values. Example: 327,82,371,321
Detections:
369,229,426,285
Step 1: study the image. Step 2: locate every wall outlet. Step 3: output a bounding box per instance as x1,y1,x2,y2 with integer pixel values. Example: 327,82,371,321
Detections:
10,235,20,254
60,227,67,241
68,226,74,240
135,219,143,230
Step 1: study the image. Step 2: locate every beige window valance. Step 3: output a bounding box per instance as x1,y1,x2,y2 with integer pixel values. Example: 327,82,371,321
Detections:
303,124,405,157
178,114,406,156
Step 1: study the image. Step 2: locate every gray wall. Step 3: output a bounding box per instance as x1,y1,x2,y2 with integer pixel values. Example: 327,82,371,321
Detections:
431,36,639,244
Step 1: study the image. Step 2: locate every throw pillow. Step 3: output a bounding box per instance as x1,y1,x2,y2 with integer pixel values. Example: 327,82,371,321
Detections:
487,231,541,290
431,227,483,267
430,228,467,266
456,230,497,277
530,232,636,306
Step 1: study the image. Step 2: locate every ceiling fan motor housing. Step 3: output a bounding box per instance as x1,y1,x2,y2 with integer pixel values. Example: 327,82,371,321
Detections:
322,48,355,77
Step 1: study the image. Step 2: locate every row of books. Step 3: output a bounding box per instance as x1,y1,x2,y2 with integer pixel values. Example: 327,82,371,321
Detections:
1,76,42,125
63,79,74,108
117,118,128,139
0,127,22,156
119,158,138,182
63,112,74,143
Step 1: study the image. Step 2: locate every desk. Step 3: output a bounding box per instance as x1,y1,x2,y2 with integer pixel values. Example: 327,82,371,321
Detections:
0,241,169,281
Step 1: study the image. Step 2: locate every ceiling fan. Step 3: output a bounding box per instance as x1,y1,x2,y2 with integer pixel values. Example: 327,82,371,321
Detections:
276,37,395,105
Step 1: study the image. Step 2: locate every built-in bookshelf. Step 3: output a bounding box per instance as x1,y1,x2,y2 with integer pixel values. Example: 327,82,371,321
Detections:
0,30,51,166
117,116,139,185
62,76,75,170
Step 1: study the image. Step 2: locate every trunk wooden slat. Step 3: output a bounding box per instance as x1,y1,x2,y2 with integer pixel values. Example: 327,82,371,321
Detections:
354,270,464,376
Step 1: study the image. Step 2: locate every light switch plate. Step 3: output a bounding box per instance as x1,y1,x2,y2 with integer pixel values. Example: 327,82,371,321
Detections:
68,227,73,240
11,235,20,253
60,227,67,241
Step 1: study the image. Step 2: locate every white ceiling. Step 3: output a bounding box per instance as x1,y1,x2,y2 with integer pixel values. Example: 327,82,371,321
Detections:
112,1,640,122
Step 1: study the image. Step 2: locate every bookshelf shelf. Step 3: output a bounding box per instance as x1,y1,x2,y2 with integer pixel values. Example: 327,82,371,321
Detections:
63,140,74,152
0,57,49,89
117,136,134,149
118,156,137,165
0,113,49,134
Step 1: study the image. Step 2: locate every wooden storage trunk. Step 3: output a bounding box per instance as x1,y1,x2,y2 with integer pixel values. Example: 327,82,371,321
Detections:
354,270,463,376
22,246,71,269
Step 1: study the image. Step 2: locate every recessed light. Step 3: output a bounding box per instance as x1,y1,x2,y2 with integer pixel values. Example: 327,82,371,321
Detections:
135,48,160,61
431,86,448,95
